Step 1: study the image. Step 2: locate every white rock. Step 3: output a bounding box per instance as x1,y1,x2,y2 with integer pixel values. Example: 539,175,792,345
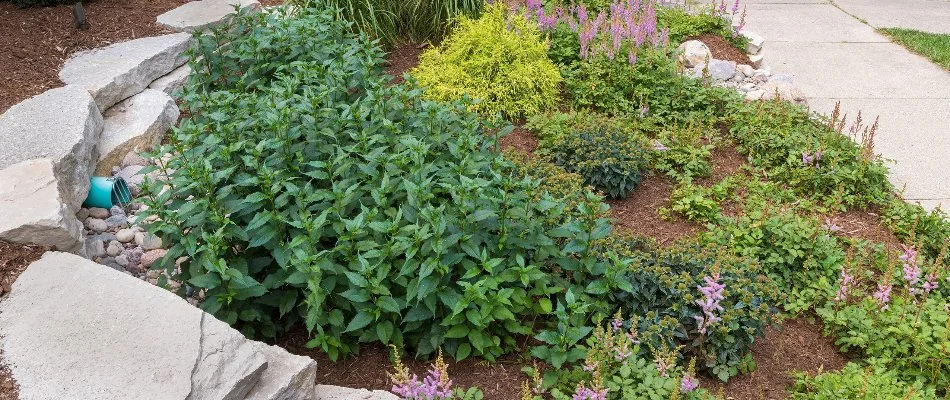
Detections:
0,252,270,400
189,316,268,400
737,64,755,77
59,33,193,111
116,228,137,243
140,233,163,250
748,52,764,68
0,160,83,253
745,90,766,101
313,386,399,400
95,89,179,175
157,0,261,32
707,59,737,81
87,207,110,219
741,30,765,55
149,63,193,95
84,217,107,232
245,343,317,400
676,40,711,68
760,81,808,105
0,86,103,211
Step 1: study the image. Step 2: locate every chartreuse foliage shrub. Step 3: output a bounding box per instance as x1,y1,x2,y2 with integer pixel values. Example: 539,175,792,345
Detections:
141,4,628,362
601,236,779,381
549,124,651,199
725,100,891,209
293,0,483,48
790,363,938,400
410,3,562,119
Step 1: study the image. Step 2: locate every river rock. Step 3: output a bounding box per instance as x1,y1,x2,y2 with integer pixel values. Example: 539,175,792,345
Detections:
84,217,108,233
116,228,136,243
676,40,711,68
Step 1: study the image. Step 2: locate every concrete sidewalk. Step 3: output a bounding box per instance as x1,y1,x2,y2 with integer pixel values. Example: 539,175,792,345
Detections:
742,0,950,211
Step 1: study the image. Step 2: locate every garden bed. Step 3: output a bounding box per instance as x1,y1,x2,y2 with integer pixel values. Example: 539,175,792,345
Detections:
0,0,188,113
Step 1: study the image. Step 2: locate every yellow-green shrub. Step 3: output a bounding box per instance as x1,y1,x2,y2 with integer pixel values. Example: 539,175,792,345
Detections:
410,3,562,119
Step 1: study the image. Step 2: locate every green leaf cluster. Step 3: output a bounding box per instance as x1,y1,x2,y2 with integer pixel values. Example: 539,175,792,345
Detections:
410,3,563,119
790,363,938,400
549,125,651,199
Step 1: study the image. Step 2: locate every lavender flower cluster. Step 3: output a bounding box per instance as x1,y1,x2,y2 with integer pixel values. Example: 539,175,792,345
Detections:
694,273,725,334
522,0,670,65
389,350,454,400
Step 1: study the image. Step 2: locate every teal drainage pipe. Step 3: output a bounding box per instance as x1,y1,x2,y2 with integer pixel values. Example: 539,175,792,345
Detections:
82,177,132,209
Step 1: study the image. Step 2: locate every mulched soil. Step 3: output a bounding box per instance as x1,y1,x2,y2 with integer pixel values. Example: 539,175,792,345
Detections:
608,174,704,245
701,318,849,400
498,125,539,155
277,336,528,400
833,207,904,253
0,241,48,400
385,42,427,85
690,33,752,66
0,0,188,114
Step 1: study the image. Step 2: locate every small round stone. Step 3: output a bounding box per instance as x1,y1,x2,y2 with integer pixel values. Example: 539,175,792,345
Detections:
141,249,168,268
76,208,90,221
116,228,136,243
84,218,108,233
106,241,123,257
87,207,110,219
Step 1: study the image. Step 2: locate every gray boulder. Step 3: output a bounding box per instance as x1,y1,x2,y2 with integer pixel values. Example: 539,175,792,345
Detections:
0,251,271,400
157,0,261,32
313,386,399,400
0,160,84,253
707,59,738,81
676,40,711,68
0,86,103,211
59,33,193,111
96,89,179,175
245,343,317,400
149,63,193,95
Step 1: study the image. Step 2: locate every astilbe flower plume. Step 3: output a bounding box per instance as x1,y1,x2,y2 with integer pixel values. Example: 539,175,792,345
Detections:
873,280,893,310
389,347,453,400
694,273,725,334
901,244,923,295
834,267,856,302
680,359,700,393
572,384,608,400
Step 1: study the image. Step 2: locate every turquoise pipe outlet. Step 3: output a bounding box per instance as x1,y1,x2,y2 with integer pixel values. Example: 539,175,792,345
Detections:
82,177,132,209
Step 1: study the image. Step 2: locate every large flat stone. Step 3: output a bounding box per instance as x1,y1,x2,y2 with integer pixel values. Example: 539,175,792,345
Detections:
0,252,271,399
157,0,261,32
60,33,193,112
0,160,83,253
245,343,317,400
96,89,179,175
188,316,268,400
149,63,193,95
313,386,399,400
0,251,199,399
0,85,102,210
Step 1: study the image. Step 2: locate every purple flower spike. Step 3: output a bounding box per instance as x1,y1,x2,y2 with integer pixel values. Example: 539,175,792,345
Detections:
695,273,725,334
680,376,700,393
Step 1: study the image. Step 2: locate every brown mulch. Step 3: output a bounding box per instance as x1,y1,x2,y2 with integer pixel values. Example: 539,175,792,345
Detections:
277,337,528,400
0,0,188,114
0,241,48,400
690,33,752,66
498,126,539,155
702,318,849,400
833,208,904,253
608,174,703,245
385,42,426,85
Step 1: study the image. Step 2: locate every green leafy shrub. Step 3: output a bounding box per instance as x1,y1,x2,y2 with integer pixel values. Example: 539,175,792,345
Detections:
657,7,748,49
704,208,845,312
726,100,891,209
549,125,651,199
525,110,640,152
506,152,609,229
652,121,715,182
881,198,950,266
410,3,562,119
668,180,732,223
818,295,950,394
790,363,938,400
603,237,779,381
294,0,482,48
141,5,622,362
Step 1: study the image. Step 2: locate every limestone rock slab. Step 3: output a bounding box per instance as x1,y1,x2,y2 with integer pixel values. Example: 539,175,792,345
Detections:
96,89,179,175
188,316,268,400
0,251,199,399
0,85,102,210
313,386,399,400
676,40,711,68
157,0,261,32
0,160,83,253
150,63,193,95
60,33,193,111
245,343,317,400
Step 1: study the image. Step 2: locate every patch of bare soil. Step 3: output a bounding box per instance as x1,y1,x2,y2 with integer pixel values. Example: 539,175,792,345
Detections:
498,126,539,155
0,241,48,400
385,42,426,85
833,207,904,253
276,337,528,400
608,174,703,245
690,33,752,66
701,318,849,400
